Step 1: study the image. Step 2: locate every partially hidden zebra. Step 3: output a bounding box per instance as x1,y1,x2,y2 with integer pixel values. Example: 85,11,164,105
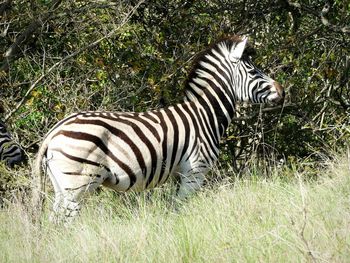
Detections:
33,35,284,221
0,121,25,167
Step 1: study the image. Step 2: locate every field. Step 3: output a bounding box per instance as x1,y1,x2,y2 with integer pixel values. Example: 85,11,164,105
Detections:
1,1,349,262
0,152,349,263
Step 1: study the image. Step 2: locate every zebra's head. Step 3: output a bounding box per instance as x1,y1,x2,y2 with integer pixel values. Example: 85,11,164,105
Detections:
227,36,285,104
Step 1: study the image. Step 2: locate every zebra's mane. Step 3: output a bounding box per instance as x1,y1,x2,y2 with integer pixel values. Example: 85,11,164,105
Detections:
184,35,256,92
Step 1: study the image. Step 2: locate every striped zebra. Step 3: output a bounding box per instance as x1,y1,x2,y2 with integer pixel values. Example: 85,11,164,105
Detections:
33,35,284,221
0,121,25,167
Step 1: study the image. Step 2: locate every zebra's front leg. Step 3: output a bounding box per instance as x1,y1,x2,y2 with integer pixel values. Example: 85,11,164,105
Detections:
177,170,206,200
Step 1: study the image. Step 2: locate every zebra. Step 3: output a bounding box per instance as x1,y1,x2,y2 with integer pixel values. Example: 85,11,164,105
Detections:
33,35,284,221
0,121,25,167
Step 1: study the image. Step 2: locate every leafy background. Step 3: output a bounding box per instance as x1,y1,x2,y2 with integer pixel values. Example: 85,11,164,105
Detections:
1,0,349,173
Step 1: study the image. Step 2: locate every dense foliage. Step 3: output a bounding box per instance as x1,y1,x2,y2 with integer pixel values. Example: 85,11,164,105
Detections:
1,0,349,173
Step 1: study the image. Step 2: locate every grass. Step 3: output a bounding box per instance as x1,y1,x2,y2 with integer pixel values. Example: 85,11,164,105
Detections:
0,152,349,262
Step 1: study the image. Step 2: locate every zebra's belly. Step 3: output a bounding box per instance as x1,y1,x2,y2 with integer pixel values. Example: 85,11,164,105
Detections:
104,156,170,192
102,167,163,192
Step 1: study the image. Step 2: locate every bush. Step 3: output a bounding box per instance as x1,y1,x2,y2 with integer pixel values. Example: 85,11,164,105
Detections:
1,0,349,169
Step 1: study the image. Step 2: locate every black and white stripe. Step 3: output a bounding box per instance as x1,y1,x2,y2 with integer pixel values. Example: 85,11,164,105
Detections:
0,122,25,167
34,36,284,221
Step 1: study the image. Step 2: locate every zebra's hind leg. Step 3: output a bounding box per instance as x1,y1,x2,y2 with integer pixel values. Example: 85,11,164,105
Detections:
53,194,81,224
47,162,103,224
50,191,63,223
50,178,102,224
50,191,80,224
176,170,206,200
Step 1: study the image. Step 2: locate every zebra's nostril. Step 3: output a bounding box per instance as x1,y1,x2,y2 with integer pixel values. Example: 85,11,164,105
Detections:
273,82,284,98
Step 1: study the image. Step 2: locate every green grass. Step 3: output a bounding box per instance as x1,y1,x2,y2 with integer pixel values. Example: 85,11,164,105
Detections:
0,153,349,262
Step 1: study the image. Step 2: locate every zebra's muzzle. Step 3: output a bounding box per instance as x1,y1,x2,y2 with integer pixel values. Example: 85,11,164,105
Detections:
268,82,285,103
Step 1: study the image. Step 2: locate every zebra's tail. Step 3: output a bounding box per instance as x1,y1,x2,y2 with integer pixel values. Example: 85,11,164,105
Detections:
31,136,49,222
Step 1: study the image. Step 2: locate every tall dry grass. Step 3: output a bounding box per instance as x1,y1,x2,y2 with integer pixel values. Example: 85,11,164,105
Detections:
0,151,349,262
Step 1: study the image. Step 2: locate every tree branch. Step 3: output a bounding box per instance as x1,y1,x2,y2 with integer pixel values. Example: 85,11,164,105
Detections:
287,0,350,34
334,56,350,110
232,103,297,122
1,0,62,71
4,0,145,122
320,3,350,34
0,0,12,17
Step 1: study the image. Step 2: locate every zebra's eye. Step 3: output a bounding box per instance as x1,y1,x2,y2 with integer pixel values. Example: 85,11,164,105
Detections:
231,59,240,65
248,68,258,74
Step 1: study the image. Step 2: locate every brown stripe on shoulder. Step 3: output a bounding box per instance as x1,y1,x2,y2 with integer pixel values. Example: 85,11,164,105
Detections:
162,107,179,184
113,116,159,181
149,111,168,188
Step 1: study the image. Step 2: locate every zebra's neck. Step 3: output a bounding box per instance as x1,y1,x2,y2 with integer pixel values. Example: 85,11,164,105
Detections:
183,42,239,147
183,71,236,149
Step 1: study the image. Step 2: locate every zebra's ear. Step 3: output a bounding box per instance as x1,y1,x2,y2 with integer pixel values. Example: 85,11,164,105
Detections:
230,36,248,61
